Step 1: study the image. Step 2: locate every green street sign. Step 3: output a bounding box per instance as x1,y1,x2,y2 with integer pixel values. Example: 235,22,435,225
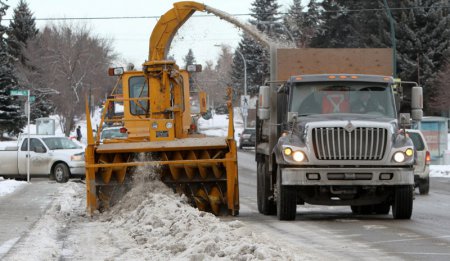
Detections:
10,90,29,96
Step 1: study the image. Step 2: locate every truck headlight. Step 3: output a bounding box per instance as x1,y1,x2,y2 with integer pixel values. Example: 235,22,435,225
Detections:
165,122,173,129
393,152,405,163
71,152,85,161
152,122,158,129
292,151,306,162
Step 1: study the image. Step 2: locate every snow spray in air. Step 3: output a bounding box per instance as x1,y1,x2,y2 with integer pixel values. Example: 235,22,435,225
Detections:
204,5,295,49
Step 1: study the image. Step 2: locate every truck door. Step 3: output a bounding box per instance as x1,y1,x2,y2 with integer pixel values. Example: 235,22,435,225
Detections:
18,138,51,175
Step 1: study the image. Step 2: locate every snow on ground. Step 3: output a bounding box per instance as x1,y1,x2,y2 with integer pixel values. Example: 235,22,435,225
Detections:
0,178,27,197
4,166,308,260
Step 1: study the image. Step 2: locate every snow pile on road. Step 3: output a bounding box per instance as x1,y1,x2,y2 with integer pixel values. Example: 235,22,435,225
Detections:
5,173,305,260
430,165,450,177
101,169,302,260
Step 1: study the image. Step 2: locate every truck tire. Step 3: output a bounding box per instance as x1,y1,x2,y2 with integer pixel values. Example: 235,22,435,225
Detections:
276,168,297,220
392,186,413,219
419,176,430,195
54,163,70,183
257,158,276,215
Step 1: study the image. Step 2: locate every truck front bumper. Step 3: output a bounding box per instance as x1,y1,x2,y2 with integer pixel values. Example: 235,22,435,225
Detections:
282,167,414,186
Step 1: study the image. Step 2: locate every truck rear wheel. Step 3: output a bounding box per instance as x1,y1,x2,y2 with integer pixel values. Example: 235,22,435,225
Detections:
392,186,413,219
276,168,297,220
257,157,275,215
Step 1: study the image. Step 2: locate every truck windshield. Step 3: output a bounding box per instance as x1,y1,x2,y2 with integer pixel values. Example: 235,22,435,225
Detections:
290,82,396,118
42,137,82,150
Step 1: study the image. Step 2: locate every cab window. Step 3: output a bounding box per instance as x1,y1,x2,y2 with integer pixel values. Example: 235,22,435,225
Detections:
21,138,47,152
129,76,148,115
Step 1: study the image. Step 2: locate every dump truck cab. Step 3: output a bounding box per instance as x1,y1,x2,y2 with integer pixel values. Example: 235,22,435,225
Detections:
256,49,423,221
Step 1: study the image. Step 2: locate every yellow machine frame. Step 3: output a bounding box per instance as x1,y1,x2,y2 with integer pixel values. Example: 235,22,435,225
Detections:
85,2,238,216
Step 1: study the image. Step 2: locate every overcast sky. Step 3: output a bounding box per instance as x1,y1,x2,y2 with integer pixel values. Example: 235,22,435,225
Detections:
3,0,297,67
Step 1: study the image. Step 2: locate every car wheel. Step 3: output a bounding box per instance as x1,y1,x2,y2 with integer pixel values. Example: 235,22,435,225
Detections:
419,176,430,195
392,186,413,219
54,163,70,183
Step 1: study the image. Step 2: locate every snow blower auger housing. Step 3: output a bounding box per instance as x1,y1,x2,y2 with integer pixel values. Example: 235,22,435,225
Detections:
84,1,239,216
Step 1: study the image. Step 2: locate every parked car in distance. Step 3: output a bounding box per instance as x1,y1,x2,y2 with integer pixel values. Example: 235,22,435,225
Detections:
0,135,85,183
239,128,256,149
100,126,128,143
406,129,431,195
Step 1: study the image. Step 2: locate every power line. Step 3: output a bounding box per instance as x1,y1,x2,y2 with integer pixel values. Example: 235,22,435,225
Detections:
2,6,450,21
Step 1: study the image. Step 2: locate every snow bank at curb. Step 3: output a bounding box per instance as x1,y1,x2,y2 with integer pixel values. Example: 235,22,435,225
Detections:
5,175,305,260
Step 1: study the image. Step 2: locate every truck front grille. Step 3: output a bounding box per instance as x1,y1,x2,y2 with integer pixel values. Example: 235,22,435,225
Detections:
312,127,387,160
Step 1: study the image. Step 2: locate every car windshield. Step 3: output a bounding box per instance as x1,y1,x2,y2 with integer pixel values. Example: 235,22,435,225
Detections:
407,132,425,151
290,82,396,118
42,137,82,150
101,128,127,140
243,129,256,134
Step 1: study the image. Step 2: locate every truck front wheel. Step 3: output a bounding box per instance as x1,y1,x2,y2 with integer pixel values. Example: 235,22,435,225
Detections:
257,157,275,215
276,167,297,220
53,163,70,183
392,186,413,219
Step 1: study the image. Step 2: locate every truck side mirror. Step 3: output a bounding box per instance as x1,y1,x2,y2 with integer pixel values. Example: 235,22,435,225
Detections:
411,86,423,121
399,113,411,129
258,86,270,120
288,112,298,123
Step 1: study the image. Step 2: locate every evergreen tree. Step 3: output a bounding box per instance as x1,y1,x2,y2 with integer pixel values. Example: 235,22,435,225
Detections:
310,0,365,48
9,0,53,121
283,0,304,47
0,1,26,138
302,0,321,47
231,0,281,97
183,48,196,68
8,0,38,65
183,49,197,91
417,0,450,113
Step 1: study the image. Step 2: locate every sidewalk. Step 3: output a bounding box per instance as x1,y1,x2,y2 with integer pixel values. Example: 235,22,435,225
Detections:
0,179,58,258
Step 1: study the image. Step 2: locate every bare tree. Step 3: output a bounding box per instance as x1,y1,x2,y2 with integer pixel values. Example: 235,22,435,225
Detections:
193,45,234,108
22,23,116,135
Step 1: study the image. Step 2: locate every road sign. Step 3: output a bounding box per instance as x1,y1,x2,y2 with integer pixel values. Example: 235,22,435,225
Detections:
241,95,250,109
10,90,29,96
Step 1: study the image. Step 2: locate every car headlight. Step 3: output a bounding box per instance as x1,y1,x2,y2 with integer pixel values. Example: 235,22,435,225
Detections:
71,152,85,161
152,122,158,129
292,151,305,162
166,122,173,129
393,151,405,163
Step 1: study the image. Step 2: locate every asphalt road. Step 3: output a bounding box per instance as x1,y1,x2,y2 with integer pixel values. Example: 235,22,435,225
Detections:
2,153,450,260
235,149,450,260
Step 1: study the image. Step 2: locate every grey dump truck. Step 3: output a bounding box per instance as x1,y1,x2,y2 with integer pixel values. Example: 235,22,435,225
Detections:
255,48,423,220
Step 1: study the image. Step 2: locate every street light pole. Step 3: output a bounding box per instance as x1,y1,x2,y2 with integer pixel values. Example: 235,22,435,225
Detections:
234,49,248,128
